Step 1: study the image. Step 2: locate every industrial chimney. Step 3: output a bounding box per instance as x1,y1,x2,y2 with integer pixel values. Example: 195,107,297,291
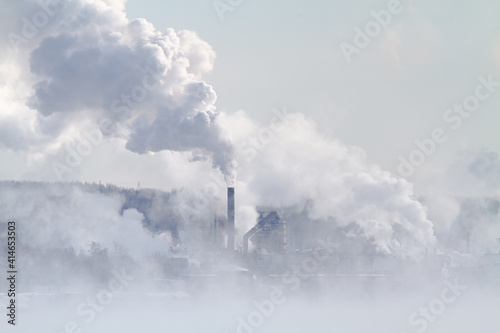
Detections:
227,187,235,251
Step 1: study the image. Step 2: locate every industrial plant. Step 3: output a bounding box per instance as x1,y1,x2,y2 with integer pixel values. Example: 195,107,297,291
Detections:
140,185,500,297
0,180,499,299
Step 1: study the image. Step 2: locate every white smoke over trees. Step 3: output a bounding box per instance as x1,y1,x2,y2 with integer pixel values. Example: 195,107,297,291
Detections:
0,181,180,256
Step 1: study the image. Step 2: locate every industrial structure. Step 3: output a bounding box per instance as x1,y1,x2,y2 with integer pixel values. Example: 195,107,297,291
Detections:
243,209,286,254
227,187,235,251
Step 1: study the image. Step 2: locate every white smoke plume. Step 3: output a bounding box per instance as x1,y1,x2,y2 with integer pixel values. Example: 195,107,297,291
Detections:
1,0,234,177
221,112,437,258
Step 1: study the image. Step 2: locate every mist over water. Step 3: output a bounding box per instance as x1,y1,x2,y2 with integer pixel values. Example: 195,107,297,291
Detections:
1,261,499,333
1,181,499,333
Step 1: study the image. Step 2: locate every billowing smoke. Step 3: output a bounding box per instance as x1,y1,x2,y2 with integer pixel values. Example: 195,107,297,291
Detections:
221,112,437,258
415,147,500,255
2,0,234,178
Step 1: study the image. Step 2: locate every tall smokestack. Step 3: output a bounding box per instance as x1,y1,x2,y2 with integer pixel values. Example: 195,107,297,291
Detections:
227,187,235,251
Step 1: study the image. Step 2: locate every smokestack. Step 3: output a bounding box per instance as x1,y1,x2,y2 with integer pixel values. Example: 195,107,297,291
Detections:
227,187,235,251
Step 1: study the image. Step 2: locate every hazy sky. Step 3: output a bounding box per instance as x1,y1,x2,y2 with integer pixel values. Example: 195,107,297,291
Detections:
1,0,500,196
127,0,500,171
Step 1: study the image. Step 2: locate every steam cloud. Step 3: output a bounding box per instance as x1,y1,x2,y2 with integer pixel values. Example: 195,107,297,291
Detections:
0,181,174,257
3,0,234,177
223,112,437,258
